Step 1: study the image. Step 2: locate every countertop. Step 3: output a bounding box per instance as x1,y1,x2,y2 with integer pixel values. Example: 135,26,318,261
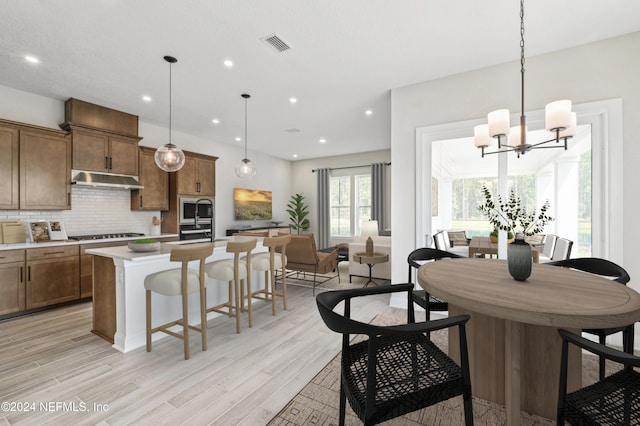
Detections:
0,234,179,251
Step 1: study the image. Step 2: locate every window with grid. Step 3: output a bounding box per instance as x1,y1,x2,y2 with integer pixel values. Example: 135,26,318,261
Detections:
355,174,371,235
330,176,351,236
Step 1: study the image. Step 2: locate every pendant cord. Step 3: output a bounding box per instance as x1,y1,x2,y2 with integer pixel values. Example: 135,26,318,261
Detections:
169,61,172,145
244,97,248,159
520,0,526,145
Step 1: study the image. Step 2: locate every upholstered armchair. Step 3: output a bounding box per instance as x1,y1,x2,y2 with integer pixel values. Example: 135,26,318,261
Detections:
282,233,338,294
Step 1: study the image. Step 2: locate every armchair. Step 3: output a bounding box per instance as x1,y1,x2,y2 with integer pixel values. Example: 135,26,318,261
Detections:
282,233,338,295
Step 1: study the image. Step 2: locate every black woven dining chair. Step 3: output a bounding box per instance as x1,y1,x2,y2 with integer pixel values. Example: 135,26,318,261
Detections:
548,257,633,380
557,328,640,425
407,248,462,325
316,284,474,425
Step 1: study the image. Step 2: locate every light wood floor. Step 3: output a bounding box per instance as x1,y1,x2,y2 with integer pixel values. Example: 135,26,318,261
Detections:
0,284,405,425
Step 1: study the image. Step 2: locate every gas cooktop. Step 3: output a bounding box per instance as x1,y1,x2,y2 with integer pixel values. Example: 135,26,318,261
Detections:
68,232,145,241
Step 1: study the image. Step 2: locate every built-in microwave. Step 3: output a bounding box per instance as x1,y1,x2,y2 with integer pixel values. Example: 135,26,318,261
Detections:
179,197,214,225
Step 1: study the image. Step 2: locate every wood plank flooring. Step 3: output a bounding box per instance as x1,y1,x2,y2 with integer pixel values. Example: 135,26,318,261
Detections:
0,283,403,425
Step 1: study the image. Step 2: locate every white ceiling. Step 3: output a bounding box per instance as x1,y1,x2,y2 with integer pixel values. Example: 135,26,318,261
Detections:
2,0,640,161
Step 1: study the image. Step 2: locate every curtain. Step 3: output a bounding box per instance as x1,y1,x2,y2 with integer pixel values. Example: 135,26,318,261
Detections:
317,168,331,249
371,162,388,233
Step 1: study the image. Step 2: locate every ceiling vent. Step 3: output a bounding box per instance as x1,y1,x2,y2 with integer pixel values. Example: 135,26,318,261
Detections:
261,33,293,53
285,128,301,133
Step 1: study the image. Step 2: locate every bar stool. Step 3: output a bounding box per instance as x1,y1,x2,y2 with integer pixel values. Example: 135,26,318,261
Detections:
205,239,257,334
247,234,291,315
144,243,213,360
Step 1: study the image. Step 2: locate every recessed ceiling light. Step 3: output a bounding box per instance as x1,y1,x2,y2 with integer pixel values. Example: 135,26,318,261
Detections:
25,55,39,64
289,97,297,104
212,118,220,124
235,137,241,142
319,138,326,143
365,109,373,116
292,154,298,158
142,95,152,102
223,59,234,68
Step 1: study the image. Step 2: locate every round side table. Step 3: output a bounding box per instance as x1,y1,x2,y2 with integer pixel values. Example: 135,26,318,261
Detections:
352,252,389,287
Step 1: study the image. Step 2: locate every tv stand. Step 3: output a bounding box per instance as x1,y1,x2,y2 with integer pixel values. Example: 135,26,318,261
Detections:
225,225,291,237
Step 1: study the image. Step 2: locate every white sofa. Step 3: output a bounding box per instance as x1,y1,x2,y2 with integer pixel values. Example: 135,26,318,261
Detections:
348,235,391,282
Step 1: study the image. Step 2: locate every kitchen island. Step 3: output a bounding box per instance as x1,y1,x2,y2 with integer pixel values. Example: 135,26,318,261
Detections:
87,236,267,353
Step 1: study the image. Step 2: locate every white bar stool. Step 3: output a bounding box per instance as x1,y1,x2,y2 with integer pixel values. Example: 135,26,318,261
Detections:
144,243,213,360
205,239,257,333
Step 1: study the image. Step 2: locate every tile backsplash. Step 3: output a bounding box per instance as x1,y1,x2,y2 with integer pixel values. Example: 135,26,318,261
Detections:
0,187,160,237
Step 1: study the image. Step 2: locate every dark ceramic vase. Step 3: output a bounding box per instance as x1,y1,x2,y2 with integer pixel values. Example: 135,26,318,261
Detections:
507,237,532,281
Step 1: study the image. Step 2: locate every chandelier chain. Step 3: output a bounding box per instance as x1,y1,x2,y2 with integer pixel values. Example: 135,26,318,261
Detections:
520,0,525,118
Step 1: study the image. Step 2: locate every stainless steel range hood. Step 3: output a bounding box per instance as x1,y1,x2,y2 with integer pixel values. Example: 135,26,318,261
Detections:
71,170,144,190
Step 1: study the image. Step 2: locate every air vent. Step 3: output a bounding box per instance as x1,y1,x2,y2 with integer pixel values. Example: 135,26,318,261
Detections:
261,33,293,53
285,128,301,133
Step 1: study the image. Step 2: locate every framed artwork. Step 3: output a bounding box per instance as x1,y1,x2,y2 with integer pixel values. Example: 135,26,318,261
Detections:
28,220,68,242
48,220,68,240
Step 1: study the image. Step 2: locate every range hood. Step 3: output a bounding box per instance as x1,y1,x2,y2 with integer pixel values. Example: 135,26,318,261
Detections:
71,170,144,190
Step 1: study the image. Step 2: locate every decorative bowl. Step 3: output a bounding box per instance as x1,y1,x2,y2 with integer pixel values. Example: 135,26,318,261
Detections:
128,239,160,252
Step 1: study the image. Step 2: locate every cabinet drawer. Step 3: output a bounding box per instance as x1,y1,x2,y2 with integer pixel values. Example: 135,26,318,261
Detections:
27,245,78,261
0,249,25,263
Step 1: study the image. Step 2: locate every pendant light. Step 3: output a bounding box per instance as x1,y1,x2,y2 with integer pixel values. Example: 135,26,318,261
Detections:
235,93,257,179
154,55,186,172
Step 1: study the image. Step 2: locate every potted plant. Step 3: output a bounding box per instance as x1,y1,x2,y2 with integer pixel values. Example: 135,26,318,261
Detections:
478,185,553,240
287,193,310,235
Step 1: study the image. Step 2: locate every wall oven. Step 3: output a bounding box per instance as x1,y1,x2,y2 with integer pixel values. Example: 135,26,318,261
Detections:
179,197,214,240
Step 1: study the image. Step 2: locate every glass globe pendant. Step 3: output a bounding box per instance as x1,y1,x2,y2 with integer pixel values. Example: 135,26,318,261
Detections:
155,55,186,172
235,93,256,179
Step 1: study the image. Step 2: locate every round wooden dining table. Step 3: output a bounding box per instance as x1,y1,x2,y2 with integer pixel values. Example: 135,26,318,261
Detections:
418,257,640,425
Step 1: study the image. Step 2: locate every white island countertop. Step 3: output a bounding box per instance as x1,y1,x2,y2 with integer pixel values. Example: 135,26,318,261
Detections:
87,235,266,353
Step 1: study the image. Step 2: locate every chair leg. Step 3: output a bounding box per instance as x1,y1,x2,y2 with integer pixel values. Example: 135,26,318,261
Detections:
598,334,606,381
246,276,253,328
281,266,288,311
182,291,189,360
233,278,241,334
146,290,152,352
339,380,347,426
200,285,207,352
269,268,276,315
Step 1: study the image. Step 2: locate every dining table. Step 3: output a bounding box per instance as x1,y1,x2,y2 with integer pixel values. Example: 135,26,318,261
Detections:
418,257,640,425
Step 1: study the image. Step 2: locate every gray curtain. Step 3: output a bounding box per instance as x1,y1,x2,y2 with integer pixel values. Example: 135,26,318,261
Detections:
316,168,331,249
371,162,388,233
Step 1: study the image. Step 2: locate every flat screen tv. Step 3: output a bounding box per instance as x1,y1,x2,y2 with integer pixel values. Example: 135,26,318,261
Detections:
234,188,273,220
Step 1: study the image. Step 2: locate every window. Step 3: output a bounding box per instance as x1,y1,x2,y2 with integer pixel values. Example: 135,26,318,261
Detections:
330,174,372,236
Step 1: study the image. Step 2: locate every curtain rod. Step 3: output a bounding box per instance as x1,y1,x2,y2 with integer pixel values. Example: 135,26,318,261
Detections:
312,162,390,172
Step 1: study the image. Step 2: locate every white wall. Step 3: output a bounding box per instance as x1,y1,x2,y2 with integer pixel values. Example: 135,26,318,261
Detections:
290,150,391,246
0,85,292,239
391,32,640,292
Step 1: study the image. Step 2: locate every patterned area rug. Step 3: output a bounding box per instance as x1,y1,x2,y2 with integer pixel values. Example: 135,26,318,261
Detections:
268,314,617,426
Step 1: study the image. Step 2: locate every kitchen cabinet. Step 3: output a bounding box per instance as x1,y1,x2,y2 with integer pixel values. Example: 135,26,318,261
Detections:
0,250,26,315
26,245,79,309
0,124,19,210
70,127,140,176
131,146,169,210
20,128,72,210
176,153,216,196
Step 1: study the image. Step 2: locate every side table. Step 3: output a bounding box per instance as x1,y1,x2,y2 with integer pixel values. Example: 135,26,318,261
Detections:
352,252,389,287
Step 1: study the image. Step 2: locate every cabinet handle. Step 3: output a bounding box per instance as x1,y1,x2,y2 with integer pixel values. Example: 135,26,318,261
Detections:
20,266,23,283
68,192,71,206
140,196,143,208
109,157,113,170
44,251,65,256
105,156,109,169
27,266,31,282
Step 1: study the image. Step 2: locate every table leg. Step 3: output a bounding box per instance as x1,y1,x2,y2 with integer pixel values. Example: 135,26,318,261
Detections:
505,320,521,425
364,263,376,287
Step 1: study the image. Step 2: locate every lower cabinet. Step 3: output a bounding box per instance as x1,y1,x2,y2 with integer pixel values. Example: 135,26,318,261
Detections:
26,246,79,309
0,250,26,315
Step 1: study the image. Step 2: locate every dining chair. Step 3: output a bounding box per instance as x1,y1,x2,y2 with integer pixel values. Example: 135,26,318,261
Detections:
538,234,557,262
206,238,257,333
557,328,640,425
407,248,462,326
548,257,633,380
144,243,213,360
433,231,448,251
247,234,291,315
316,284,474,426
550,237,573,261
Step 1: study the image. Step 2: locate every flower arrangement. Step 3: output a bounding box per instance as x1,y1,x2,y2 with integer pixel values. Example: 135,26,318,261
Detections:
477,185,553,237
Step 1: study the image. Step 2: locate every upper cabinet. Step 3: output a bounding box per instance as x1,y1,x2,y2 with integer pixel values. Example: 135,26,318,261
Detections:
69,127,140,175
176,153,217,197
0,119,71,211
131,147,169,211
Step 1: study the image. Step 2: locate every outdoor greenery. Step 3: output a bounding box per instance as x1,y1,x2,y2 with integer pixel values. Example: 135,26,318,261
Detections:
477,185,553,237
287,193,310,234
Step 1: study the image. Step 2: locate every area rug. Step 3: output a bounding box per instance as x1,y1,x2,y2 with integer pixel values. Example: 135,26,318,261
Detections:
268,315,618,426
284,262,391,292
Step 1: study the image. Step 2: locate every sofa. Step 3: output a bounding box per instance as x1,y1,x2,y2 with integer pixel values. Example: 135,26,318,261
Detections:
348,235,391,282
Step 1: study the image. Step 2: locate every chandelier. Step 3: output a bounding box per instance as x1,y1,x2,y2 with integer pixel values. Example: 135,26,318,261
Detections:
155,55,186,172
474,0,576,158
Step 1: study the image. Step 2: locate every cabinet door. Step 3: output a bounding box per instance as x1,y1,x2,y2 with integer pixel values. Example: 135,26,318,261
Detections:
131,147,168,210
177,156,198,196
0,250,25,315
197,157,216,196
26,256,79,309
72,129,109,172
19,130,72,210
109,136,139,175
0,125,19,210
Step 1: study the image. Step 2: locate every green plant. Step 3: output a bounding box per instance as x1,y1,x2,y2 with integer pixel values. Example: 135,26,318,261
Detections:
478,185,553,237
287,193,310,235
